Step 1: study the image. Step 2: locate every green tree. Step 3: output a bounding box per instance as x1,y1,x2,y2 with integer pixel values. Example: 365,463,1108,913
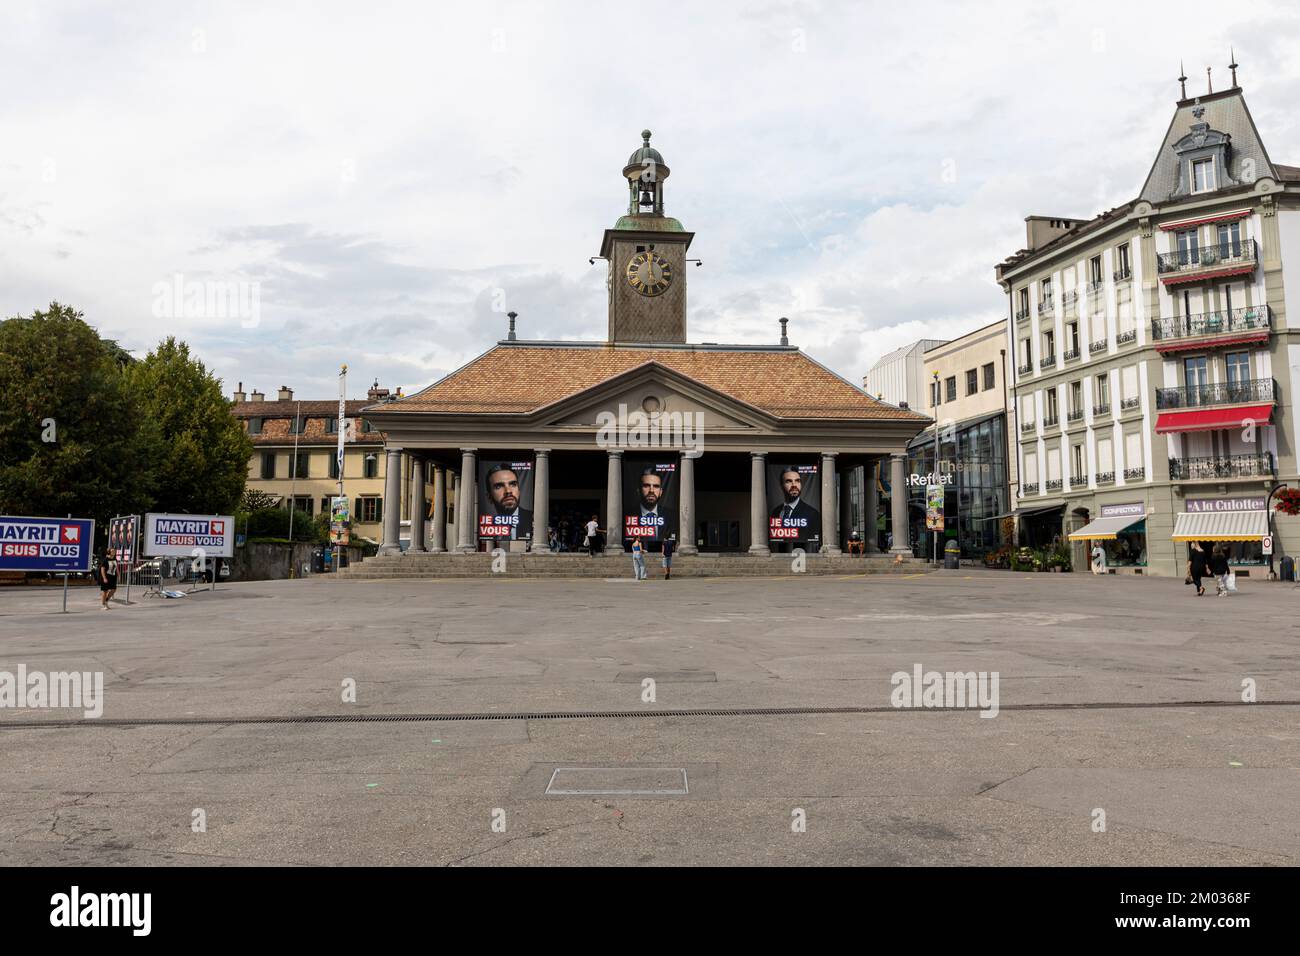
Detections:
127,337,252,515
0,303,159,525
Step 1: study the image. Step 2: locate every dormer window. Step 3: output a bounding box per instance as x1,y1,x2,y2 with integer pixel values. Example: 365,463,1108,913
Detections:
1191,158,1215,193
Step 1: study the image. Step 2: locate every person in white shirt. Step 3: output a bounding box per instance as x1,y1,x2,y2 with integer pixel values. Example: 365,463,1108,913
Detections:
584,516,601,555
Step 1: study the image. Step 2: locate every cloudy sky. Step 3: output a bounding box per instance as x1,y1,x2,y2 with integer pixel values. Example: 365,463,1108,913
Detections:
4,1,1299,400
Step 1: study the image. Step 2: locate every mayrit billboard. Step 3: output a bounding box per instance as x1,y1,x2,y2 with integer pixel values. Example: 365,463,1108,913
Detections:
143,514,235,558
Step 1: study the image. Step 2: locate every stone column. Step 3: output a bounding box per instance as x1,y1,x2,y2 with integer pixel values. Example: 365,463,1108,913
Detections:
748,451,769,555
889,453,911,554
863,459,880,552
678,451,698,555
456,448,477,552
605,450,623,553
430,465,446,553
533,449,551,553
840,465,854,551
450,472,460,550
407,455,427,553
379,446,403,555
821,452,841,555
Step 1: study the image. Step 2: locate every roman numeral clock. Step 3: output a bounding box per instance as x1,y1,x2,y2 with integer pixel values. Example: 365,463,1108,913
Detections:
599,130,695,344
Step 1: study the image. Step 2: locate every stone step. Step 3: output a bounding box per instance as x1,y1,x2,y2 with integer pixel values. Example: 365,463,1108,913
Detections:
337,552,930,579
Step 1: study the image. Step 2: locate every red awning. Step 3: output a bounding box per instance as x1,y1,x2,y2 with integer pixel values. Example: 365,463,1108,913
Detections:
1155,331,1270,354
1155,404,1274,434
1160,264,1257,286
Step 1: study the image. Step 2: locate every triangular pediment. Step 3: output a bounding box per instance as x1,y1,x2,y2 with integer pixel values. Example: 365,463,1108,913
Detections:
532,361,775,431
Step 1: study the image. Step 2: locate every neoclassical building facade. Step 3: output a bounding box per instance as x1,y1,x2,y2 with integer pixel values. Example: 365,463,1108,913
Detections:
363,132,929,558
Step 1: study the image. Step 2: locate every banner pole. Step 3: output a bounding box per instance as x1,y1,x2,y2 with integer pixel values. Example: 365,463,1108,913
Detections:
62,512,72,613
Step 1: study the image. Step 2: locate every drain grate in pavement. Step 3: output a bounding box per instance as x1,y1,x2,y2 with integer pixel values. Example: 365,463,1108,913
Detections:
545,767,688,796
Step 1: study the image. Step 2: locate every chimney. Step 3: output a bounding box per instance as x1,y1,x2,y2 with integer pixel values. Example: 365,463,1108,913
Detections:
507,311,518,341
779,317,789,346
367,379,391,403
277,386,293,401
1024,216,1087,253
250,388,265,402
232,381,246,403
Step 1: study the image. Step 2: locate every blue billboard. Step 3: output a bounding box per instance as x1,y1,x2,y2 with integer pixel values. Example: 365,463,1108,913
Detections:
0,516,95,572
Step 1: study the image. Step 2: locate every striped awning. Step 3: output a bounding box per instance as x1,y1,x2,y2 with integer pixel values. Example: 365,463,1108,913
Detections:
1171,510,1268,541
1068,515,1144,541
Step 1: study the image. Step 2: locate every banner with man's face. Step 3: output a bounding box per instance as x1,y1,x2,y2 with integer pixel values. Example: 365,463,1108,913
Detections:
767,461,822,544
477,459,534,542
622,457,678,547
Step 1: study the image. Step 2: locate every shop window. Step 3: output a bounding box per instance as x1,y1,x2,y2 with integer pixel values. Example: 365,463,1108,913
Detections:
1102,522,1147,566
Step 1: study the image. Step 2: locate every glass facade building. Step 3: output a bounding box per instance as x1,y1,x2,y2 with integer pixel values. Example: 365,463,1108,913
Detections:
905,412,1010,559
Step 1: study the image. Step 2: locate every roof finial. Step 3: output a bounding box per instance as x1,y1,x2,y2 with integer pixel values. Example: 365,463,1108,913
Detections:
1229,48,1239,87
779,317,789,347
1178,61,1187,100
1206,65,1213,94
641,129,651,146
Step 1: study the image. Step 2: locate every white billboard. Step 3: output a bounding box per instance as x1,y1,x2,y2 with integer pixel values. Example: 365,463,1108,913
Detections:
143,513,235,558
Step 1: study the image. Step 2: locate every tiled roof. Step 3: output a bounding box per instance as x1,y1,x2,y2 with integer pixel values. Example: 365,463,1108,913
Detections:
383,344,928,421
232,400,386,445
1140,89,1275,202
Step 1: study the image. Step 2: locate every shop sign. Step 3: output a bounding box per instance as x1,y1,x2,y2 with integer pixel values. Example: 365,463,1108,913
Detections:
1099,502,1145,519
1185,496,1267,513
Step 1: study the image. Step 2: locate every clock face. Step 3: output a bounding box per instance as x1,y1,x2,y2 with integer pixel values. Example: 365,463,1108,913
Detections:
625,251,673,297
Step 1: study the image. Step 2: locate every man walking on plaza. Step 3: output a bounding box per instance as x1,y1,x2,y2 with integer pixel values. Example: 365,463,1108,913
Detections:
661,533,676,580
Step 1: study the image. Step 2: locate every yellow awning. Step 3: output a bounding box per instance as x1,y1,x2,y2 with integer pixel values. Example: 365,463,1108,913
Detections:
1171,510,1267,541
1068,515,1144,541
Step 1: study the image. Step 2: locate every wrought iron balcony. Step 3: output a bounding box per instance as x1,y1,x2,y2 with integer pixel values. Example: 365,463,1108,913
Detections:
1123,466,1145,480
1040,354,1057,370
1150,305,1271,343
1043,414,1059,427
1017,362,1034,377
1045,479,1062,492
1156,238,1257,278
1113,266,1132,282
1090,339,1108,354
1168,452,1275,481
1095,471,1115,485
1021,420,1037,433
1087,279,1105,295
1116,329,1137,345
1094,402,1110,416
1154,377,1275,410
1063,290,1078,308
1037,297,1055,314
1015,307,1030,321
1067,409,1084,423
1021,483,1039,496
1063,347,1081,362
1120,396,1141,410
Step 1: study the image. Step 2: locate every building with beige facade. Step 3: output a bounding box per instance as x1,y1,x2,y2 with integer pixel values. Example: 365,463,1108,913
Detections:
996,71,1300,577
231,382,442,546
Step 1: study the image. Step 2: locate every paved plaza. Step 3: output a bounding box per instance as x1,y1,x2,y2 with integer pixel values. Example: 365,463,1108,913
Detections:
0,571,1297,866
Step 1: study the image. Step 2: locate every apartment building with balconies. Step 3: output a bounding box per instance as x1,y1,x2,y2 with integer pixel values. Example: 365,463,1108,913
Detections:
995,73,1300,577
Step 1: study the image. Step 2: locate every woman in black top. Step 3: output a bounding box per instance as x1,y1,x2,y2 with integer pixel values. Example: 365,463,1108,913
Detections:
1188,542,1208,596
97,549,117,610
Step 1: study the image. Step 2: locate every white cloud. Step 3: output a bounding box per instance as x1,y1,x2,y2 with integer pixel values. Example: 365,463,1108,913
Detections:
1,0,1298,398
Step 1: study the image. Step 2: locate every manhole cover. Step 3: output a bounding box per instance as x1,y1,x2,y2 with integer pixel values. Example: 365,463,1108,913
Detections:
545,767,688,796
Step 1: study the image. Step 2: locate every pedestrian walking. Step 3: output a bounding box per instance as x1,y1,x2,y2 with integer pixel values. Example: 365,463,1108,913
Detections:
631,537,646,580
661,533,676,580
584,515,601,556
1209,543,1231,596
1187,541,1208,596
96,549,118,610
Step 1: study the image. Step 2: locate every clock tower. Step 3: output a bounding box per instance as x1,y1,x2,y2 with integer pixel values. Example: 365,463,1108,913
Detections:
599,130,694,344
